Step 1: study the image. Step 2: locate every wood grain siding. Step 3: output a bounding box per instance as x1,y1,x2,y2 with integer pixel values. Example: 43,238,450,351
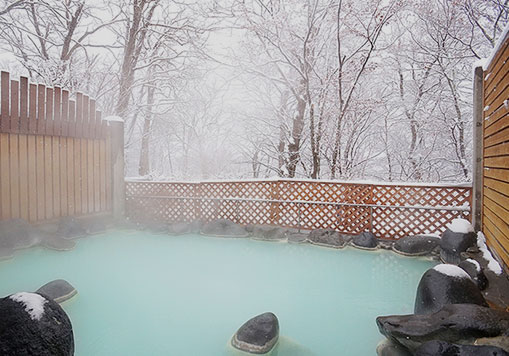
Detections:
0,71,113,222
483,31,509,268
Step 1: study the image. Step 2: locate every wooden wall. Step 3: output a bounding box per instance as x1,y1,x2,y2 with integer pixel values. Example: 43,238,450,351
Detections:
0,71,112,222
482,31,509,268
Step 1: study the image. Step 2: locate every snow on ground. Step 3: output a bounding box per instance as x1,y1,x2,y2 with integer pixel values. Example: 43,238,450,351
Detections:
447,218,474,234
433,264,470,278
477,232,503,275
9,292,47,320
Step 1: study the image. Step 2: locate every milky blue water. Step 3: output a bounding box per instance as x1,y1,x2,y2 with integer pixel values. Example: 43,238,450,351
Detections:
0,231,436,355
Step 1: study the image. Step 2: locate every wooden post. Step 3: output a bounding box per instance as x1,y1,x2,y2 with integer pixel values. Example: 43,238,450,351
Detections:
104,116,125,220
472,65,484,231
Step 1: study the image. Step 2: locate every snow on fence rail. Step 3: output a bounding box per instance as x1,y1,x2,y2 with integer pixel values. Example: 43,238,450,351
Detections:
125,179,472,239
0,71,113,222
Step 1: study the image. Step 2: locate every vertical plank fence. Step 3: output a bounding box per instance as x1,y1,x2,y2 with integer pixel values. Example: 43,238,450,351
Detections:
480,29,509,268
0,71,112,223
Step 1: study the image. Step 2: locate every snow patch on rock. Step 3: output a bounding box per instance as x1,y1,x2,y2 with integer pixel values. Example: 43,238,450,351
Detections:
9,292,47,320
477,232,503,275
433,264,471,278
446,218,474,234
465,258,481,272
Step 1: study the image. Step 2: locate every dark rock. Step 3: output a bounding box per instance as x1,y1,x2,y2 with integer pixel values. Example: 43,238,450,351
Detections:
201,219,248,237
231,312,279,354
251,225,287,241
352,231,378,249
440,227,477,264
42,236,76,251
415,340,509,356
376,303,509,352
0,292,74,355
56,217,86,239
0,219,42,250
393,235,440,256
376,339,412,356
37,280,77,303
414,264,488,314
308,229,349,248
459,259,489,290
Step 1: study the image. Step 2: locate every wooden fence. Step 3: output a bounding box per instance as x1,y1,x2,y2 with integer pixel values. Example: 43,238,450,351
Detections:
125,180,471,239
480,29,509,268
0,71,112,222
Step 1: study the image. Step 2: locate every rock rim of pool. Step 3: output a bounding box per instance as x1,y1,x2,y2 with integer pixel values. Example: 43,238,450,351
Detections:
36,279,77,304
231,312,280,354
351,231,378,250
376,303,509,352
414,264,488,314
0,292,74,355
392,235,440,256
414,340,509,356
307,229,349,248
249,225,288,241
201,219,249,238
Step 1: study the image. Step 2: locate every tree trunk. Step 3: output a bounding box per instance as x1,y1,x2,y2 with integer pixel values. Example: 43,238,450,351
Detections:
138,83,155,176
287,92,306,178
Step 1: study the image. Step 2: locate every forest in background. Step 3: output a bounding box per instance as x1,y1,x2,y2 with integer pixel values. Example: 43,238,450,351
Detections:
0,0,507,182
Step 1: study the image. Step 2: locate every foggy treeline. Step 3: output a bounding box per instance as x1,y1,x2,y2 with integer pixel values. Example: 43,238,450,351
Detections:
0,0,507,182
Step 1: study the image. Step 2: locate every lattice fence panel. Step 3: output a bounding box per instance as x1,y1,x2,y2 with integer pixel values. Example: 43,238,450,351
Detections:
200,181,273,199
125,180,472,239
372,185,471,208
372,207,470,239
278,181,372,203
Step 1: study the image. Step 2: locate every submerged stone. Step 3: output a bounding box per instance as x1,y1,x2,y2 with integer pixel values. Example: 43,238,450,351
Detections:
201,219,248,237
393,235,440,256
415,340,509,356
0,292,74,355
231,312,279,354
376,304,509,352
37,280,77,304
308,229,348,248
352,231,378,249
414,264,488,314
